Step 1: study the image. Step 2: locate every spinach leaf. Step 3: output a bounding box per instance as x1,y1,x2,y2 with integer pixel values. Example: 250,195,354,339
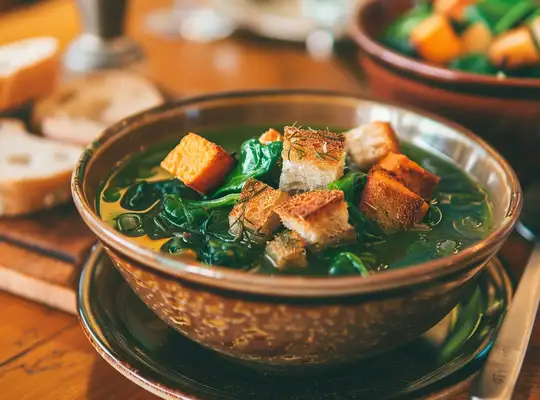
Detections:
213,139,283,197
114,202,172,240
328,171,367,204
382,1,431,56
120,179,198,211
329,252,370,276
200,238,257,268
448,53,498,75
465,0,536,34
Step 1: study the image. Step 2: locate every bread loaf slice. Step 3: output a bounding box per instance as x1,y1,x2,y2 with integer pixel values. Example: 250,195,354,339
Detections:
0,119,82,216
33,70,164,146
0,37,60,111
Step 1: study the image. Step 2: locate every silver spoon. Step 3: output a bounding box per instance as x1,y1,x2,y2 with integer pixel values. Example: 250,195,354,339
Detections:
470,183,540,400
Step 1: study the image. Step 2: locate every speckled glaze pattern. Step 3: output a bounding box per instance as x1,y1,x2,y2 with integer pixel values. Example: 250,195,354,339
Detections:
71,91,521,372
106,245,484,369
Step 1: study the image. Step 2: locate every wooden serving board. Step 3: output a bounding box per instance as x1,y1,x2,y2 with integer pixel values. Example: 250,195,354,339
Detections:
0,204,96,314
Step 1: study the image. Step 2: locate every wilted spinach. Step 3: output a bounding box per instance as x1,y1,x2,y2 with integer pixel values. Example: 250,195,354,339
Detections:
120,179,198,211
328,171,367,204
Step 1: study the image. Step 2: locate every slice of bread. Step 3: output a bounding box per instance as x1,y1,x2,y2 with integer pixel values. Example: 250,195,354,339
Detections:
0,119,82,216
345,121,400,170
33,70,164,146
265,230,308,270
0,37,60,111
359,168,429,233
161,132,235,194
275,190,353,249
229,178,289,243
279,126,346,193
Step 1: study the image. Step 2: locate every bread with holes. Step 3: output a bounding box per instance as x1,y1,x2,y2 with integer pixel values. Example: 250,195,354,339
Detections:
279,126,346,193
228,178,289,243
265,230,308,270
0,37,60,112
259,128,282,144
33,69,164,146
275,190,353,250
161,132,235,194
0,119,82,216
359,168,429,233
378,152,440,200
345,121,400,170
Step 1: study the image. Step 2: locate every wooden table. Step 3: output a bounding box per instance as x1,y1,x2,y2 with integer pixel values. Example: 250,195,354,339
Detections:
0,1,539,399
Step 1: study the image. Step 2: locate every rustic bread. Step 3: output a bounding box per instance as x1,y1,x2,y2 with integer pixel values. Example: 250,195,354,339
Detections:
275,190,353,249
279,126,346,193
359,168,429,233
0,119,82,216
378,152,440,201
265,230,308,270
229,178,289,243
161,132,235,194
345,121,400,170
0,37,60,111
33,70,164,146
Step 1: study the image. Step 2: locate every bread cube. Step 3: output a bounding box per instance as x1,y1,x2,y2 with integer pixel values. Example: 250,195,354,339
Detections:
275,190,353,249
410,15,462,64
345,121,400,170
279,126,346,193
229,178,289,243
378,152,440,201
489,27,540,70
461,22,492,54
265,230,308,270
259,128,283,144
359,168,429,233
160,132,235,194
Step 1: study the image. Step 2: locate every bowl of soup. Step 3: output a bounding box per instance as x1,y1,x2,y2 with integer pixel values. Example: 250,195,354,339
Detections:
72,90,521,372
350,0,540,187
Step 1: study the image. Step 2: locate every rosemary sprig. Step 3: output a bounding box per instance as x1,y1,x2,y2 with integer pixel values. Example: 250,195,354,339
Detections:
315,150,339,162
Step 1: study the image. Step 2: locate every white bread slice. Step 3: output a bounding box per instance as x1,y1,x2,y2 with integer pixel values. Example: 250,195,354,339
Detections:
229,178,289,243
279,126,346,193
0,119,82,216
33,70,164,146
275,190,353,250
0,37,60,111
345,121,400,170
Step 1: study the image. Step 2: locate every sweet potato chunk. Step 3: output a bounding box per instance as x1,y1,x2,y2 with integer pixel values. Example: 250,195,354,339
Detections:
265,230,308,270
378,152,440,201
489,26,540,70
461,22,492,53
359,168,429,233
259,128,283,144
229,178,289,243
411,15,462,64
160,132,235,194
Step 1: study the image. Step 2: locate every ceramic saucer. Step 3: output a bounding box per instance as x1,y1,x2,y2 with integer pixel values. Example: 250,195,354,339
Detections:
78,246,512,400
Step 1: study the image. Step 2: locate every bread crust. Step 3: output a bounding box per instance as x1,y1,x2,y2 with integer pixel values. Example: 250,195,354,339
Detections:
282,126,345,167
275,190,344,222
265,230,308,270
346,121,400,170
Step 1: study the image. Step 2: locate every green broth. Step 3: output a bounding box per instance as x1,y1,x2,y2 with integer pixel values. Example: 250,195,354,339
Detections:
98,126,493,276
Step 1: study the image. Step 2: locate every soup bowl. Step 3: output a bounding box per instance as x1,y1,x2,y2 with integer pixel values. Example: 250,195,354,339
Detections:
72,90,521,372
350,0,540,187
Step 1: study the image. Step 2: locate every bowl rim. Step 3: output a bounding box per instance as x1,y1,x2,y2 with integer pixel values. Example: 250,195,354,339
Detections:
349,0,540,91
71,89,522,298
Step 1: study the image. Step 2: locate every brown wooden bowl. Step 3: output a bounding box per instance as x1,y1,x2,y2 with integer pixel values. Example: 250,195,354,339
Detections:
350,0,540,186
72,90,521,372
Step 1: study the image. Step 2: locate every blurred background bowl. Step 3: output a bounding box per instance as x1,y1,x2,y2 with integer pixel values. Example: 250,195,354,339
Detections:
351,0,540,187
72,90,521,372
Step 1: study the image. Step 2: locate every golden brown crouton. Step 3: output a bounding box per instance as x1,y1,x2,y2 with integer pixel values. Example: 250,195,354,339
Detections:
410,15,462,64
265,230,308,270
275,190,353,249
345,121,400,170
160,132,235,194
259,128,283,144
433,0,476,21
360,168,429,234
378,152,440,201
279,126,346,193
229,178,289,243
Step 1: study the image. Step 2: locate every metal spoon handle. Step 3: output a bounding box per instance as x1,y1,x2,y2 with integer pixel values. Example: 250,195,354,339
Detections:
471,244,540,400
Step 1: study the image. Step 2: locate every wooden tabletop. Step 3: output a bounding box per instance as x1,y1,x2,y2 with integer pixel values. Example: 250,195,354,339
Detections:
1,0,539,399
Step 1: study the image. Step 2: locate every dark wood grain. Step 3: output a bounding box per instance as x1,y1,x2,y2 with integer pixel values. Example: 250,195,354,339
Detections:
0,0,537,399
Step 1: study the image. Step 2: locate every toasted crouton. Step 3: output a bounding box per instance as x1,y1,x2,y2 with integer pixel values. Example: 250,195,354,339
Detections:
160,132,235,194
359,168,429,233
275,190,353,249
345,122,400,170
259,128,283,144
229,178,289,243
279,126,346,193
378,152,440,201
265,230,308,270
